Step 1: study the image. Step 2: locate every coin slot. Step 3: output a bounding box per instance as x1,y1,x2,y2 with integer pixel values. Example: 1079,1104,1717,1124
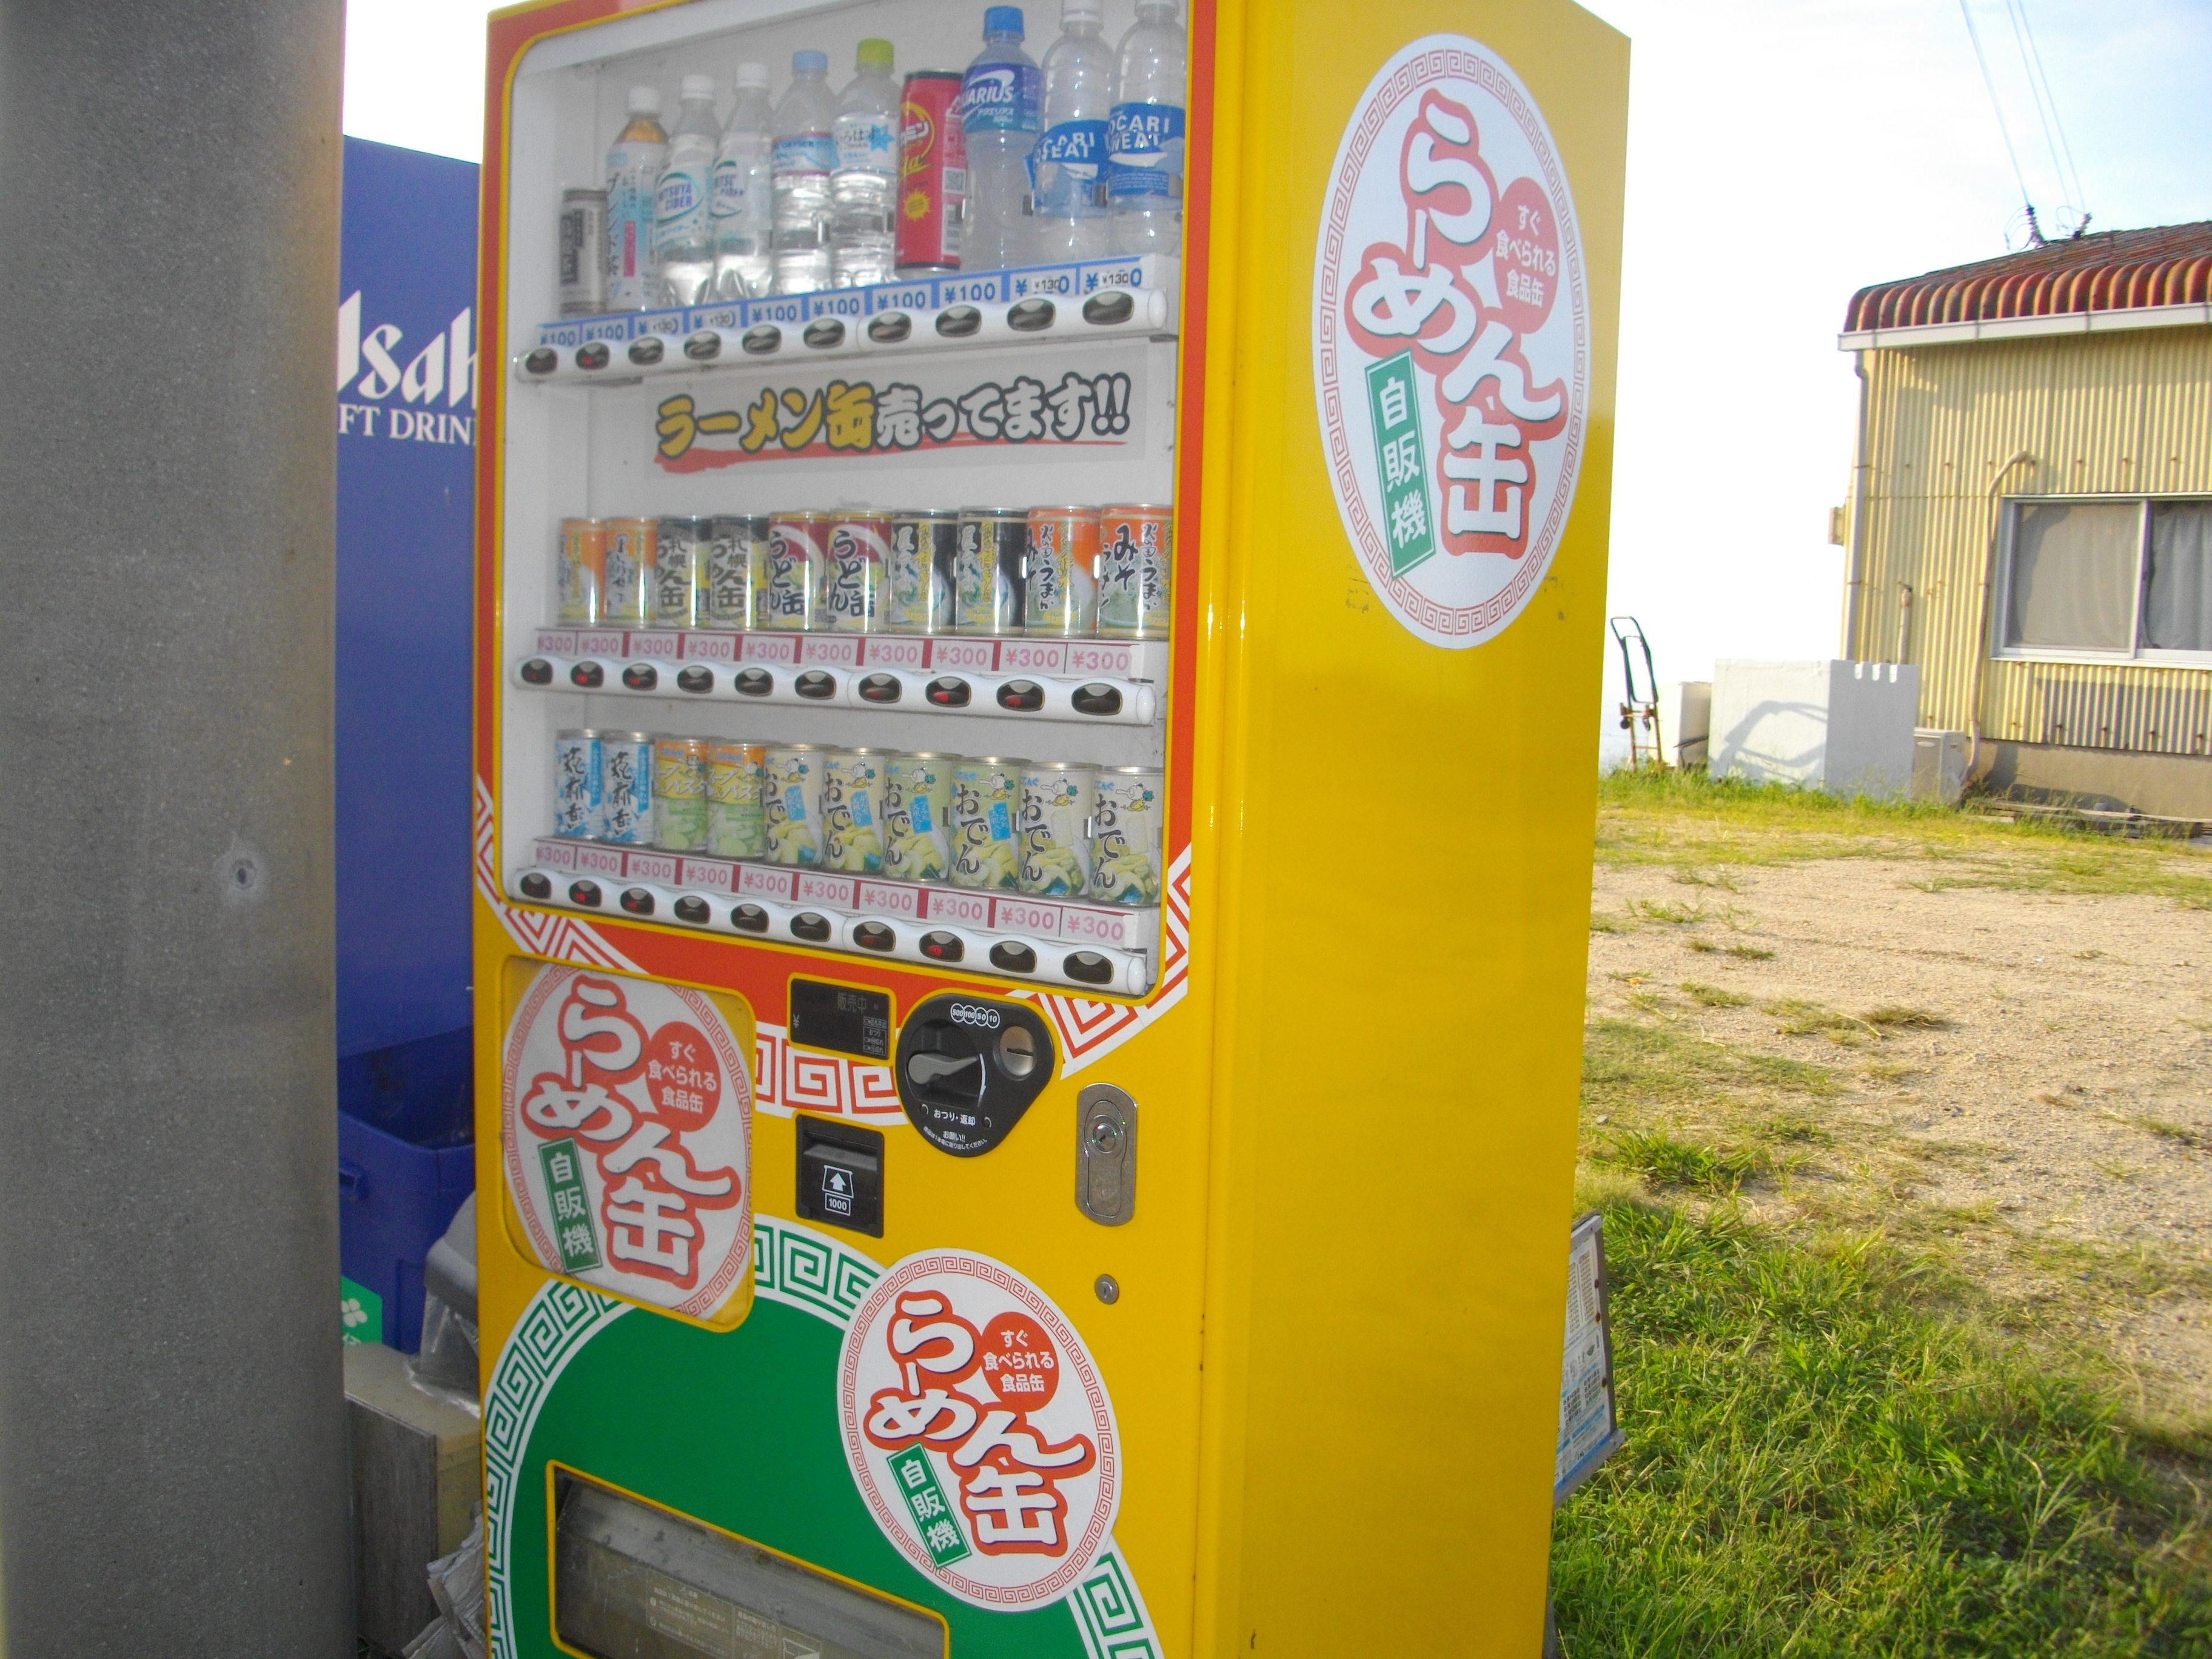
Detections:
520,658,554,685
1071,682,1122,717
924,676,971,708
1082,290,1136,326
575,341,609,371
741,323,783,355
935,304,981,338
894,994,1056,1156
794,669,838,700
676,665,714,693
682,330,722,360
730,903,769,933
525,347,559,376
790,911,833,942
857,672,902,704
619,887,655,916
569,660,605,689
673,896,711,925
997,1025,1038,1079
988,940,1037,974
519,871,552,900
1007,298,1055,332
626,336,664,366
734,668,775,696
568,879,603,907
802,317,846,349
866,312,913,343
996,680,1045,712
620,663,658,691
1063,950,1114,986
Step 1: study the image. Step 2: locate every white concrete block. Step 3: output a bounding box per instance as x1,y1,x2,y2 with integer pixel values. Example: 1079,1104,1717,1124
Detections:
1709,660,1919,799
1660,681,1711,769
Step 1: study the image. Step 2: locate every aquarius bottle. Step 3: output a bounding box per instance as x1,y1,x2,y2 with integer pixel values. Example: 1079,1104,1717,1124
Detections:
959,7,1042,271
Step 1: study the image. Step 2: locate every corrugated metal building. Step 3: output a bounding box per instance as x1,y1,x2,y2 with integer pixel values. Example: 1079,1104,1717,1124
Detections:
1838,223,2212,819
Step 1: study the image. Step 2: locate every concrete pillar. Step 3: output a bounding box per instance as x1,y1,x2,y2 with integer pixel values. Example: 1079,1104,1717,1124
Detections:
0,0,350,1649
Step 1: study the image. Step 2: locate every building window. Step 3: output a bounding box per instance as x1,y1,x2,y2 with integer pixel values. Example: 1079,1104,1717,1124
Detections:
1997,497,2212,665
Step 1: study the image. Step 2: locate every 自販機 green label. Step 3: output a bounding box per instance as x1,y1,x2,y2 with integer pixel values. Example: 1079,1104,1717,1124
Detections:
1364,350,1436,575
540,1138,603,1272
886,1446,971,1567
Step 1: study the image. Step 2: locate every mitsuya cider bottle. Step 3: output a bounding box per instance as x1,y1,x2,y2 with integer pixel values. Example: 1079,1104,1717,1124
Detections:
654,74,722,305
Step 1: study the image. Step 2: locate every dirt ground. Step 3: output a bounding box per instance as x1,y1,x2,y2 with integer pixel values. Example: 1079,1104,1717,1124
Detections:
1587,856,2212,1418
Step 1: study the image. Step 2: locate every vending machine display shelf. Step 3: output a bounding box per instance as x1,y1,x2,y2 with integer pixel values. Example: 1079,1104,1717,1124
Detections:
518,256,1179,385
516,628,1165,726
510,837,1158,997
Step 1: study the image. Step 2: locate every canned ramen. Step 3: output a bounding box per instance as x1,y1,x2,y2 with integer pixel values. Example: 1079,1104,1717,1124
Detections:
822,748,886,873
763,512,830,631
556,518,606,626
1025,507,1101,638
1090,766,1164,904
953,509,1027,635
706,740,768,859
705,515,768,631
652,734,711,851
602,518,657,628
1019,762,1095,896
763,743,824,866
651,516,710,628
882,752,954,882
950,756,1024,890
886,510,957,632
598,732,655,846
822,514,893,633
553,729,602,838
1097,504,1173,638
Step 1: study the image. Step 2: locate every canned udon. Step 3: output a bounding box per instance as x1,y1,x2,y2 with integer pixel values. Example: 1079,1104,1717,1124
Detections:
886,510,957,632
602,519,657,628
599,732,655,846
652,516,711,628
707,740,768,859
953,509,1027,635
1019,762,1095,896
559,187,608,316
705,515,769,631
882,752,954,882
763,512,830,631
1097,504,1173,638
556,519,606,626
822,748,886,873
652,735,711,851
822,514,893,633
553,729,602,838
950,756,1024,890
896,70,967,275
1024,506,1100,638
1090,766,1164,904
763,744,825,866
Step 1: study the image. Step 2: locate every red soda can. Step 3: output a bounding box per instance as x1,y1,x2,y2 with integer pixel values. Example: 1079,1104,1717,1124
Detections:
897,70,967,275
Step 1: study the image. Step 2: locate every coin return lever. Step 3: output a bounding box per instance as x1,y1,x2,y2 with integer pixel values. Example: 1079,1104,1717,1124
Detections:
894,994,1055,1156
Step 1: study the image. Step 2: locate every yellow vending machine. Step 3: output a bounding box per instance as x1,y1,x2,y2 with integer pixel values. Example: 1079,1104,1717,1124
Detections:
471,0,1624,1651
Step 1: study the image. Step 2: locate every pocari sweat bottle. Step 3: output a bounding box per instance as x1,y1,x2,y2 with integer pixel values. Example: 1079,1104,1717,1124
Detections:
605,85,669,311
830,39,900,287
1030,0,1114,263
771,50,839,294
654,75,720,306
711,62,775,300
1107,0,1186,257
960,7,1042,272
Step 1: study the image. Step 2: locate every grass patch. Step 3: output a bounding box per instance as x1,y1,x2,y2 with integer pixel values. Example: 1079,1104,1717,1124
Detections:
1607,1128,1769,1193
1553,1204,2212,1655
1583,1018,1842,1117
1766,998,1880,1042
1864,1005,1957,1031
1681,980,1750,1008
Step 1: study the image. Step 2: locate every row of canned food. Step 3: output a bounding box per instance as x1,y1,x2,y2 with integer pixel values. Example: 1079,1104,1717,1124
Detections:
552,730,1164,907
554,503,1171,640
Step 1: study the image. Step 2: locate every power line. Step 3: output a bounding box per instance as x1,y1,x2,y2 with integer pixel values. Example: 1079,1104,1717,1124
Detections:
2003,0,2088,224
1957,0,2037,232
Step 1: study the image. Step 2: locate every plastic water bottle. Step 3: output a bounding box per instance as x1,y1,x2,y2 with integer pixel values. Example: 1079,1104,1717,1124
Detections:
1030,0,1114,263
605,85,668,311
1107,0,1185,257
772,50,838,294
711,63,776,300
960,7,1042,272
654,74,720,306
830,39,900,287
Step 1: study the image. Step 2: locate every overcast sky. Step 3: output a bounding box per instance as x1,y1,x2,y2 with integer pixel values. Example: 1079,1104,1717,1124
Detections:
345,0,2212,749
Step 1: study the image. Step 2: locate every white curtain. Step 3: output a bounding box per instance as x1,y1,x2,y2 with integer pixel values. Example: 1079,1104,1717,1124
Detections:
2005,501,2140,652
2145,502,2212,653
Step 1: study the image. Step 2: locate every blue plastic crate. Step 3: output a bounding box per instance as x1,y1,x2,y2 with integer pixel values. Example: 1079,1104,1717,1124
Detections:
338,1026,475,1352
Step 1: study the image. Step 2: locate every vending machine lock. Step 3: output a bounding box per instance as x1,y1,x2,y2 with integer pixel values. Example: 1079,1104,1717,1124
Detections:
795,1116,883,1237
1075,1084,1137,1225
895,993,1056,1156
